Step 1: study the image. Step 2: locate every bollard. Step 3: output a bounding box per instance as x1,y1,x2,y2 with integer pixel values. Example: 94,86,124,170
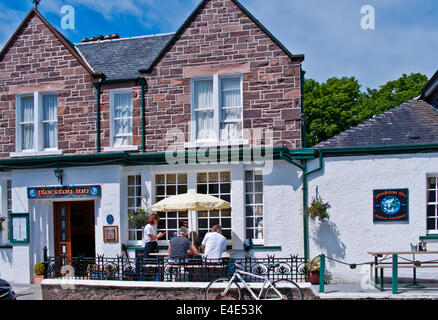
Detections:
319,254,325,293
392,254,398,294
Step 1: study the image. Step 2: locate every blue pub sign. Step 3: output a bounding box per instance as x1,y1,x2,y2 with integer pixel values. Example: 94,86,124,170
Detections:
27,185,101,199
373,189,409,222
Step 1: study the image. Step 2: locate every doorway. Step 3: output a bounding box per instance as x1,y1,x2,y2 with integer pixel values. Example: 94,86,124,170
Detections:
54,201,95,257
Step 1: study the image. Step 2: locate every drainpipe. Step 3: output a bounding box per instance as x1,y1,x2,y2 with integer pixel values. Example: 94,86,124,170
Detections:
300,67,310,262
139,78,147,153
93,82,102,153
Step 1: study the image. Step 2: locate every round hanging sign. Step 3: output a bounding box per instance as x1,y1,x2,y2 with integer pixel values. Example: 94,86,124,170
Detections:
106,214,114,225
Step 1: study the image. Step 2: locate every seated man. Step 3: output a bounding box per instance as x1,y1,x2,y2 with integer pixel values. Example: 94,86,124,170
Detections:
168,227,199,263
201,224,227,261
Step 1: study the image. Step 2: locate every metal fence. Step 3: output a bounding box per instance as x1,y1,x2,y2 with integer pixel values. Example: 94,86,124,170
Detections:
43,248,307,283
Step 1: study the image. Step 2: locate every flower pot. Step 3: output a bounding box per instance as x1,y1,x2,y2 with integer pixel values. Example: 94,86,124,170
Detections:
33,274,44,284
307,271,320,285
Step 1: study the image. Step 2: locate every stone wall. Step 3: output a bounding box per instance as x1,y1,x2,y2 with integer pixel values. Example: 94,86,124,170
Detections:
141,0,303,152
41,282,316,300
0,12,97,157
0,0,302,158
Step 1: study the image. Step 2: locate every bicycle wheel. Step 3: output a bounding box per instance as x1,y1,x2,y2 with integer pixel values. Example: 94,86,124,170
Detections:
264,279,303,300
205,278,242,300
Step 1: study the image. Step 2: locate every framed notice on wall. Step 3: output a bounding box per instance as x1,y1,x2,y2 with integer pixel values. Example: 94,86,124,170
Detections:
103,226,119,243
9,213,30,243
373,189,409,222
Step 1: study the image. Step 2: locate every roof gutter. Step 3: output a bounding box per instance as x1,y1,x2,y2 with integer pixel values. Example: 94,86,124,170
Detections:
0,147,310,171
317,143,438,157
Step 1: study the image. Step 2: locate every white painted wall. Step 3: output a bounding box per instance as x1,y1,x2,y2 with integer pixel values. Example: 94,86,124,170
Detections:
8,166,122,283
1,160,304,283
308,153,438,283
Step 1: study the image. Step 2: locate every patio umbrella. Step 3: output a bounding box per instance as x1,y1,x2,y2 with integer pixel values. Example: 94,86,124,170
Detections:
151,192,230,212
151,193,231,243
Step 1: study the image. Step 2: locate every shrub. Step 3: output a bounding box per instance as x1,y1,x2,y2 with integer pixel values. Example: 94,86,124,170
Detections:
34,262,44,275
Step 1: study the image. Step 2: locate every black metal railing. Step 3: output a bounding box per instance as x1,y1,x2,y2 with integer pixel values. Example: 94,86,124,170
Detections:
43,248,307,283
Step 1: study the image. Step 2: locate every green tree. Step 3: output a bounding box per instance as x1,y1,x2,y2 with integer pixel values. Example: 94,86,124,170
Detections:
303,77,363,147
303,73,428,146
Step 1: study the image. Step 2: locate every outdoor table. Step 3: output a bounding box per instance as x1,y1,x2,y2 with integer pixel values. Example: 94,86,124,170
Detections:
368,251,438,292
149,252,169,257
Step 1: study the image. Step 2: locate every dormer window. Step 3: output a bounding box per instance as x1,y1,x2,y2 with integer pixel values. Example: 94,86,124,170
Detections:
105,89,138,152
190,75,243,145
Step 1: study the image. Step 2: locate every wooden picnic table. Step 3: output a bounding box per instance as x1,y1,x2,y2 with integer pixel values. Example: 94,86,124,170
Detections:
367,250,438,293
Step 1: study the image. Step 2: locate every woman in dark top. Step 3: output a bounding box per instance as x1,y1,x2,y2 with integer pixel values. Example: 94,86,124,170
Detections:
168,227,199,263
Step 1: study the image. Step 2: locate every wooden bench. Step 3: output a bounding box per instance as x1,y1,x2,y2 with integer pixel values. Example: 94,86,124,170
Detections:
368,251,438,293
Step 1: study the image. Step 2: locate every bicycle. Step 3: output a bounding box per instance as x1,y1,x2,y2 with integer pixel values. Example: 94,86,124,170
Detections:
205,262,303,300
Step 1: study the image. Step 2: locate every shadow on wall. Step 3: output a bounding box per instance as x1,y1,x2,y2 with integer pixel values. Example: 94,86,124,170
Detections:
311,220,346,260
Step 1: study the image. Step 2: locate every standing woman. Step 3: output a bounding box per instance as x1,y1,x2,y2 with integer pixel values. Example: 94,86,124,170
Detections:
143,213,165,258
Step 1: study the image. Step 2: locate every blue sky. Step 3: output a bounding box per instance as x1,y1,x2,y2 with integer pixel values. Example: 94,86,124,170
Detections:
1,0,438,90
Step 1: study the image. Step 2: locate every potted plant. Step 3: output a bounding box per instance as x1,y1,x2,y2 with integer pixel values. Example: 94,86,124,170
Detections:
304,188,331,221
86,263,101,280
33,262,45,284
128,208,149,229
304,257,321,285
104,263,119,280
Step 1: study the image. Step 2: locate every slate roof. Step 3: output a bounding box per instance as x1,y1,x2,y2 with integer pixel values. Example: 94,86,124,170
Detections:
315,99,438,149
75,34,174,80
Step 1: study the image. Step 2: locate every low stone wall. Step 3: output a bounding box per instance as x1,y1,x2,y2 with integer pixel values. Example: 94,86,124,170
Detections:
41,280,317,300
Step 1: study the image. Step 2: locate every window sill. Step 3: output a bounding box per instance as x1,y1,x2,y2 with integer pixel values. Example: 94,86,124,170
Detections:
185,139,249,149
10,150,63,158
419,235,438,241
103,145,139,152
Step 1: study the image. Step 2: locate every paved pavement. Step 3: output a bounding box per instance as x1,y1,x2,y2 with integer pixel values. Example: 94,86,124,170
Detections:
10,282,42,300
310,282,438,299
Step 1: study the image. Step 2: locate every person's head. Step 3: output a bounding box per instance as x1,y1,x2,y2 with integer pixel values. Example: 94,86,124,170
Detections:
211,224,222,234
148,213,160,225
178,226,189,237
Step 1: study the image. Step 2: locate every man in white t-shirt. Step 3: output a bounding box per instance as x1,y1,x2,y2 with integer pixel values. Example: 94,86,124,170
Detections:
201,225,227,260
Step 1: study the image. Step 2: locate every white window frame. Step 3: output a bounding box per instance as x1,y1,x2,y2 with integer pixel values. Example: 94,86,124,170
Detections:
427,176,438,235
0,179,12,245
188,74,247,147
196,171,232,243
244,169,264,245
154,172,188,245
127,174,143,243
12,92,61,157
105,88,138,152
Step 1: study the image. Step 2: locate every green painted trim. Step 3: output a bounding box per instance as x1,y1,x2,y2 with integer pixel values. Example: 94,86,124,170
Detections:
318,144,438,157
92,77,143,86
0,147,317,171
319,254,325,293
92,83,101,153
140,79,146,153
252,245,282,250
302,161,309,262
419,235,438,240
392,254,398,294
8,212,30,244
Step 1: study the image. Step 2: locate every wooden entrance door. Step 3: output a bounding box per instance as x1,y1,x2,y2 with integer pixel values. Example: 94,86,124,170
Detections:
54,202,72,257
